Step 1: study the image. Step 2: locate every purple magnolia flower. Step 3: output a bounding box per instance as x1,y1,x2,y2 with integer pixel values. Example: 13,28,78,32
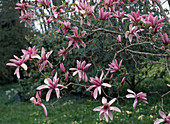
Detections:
93,97,121,122
38,47,53,71
86,71,112,99
106,59,122,73
19,10,34,27
126,89,148,109
159,33,169,45
22,46,40,59
66,29,86,49
6,54,29,79
154,110,170,124
99,7,112,20
125,24,144,42
58,47,69,61
36,72,67,101
30,92,47,117
70,60,91,82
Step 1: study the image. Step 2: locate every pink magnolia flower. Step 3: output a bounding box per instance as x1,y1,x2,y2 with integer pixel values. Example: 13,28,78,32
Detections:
106,59,122,73
121,77,126,86
126,89,148,109
6,54,29,79
70,60,91,82
58,21,78,35
101,0,119,12
99,7,112,20
22,46,40,59
113,10,126,19
30,92,47,117
117,35,121,42
15,2,32,15
65,71,69,81
58,47,69,60
125,24,144,42
60,63,65,73
145,13,164,33
125,10,141,22
52,5,65,19
38,47,53,71
46,15,56,23
76,1,97,25
154,110,170,124
36,72,67,101
159,33,169,45
93,97,121,122
19,10,34,27
66,29,86,49
86,71,112,99
37,0,51,8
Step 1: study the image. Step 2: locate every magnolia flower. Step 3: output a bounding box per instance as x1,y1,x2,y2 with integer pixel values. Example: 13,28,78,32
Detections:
159,33,169,45
22,46,40,59
15,2,32,15
6,54,29,79
121,77,126,86
117,35,122,42
30,92,47,117
37,0,51,8
46,15,56,23
36,72,67,101
99,7,112,20
60,63,65,73
58,21,78,35
38,47,53,71
154,110,170,124
19,10,34,27
93,97,121,122
126,89,148,109
66,29,86,49
58,47,68,60
113,10,126,19
106,59,122,73
125,24,144,42
86,71,112,99
125,10,141,22
70,60,91,82
52,5,65,19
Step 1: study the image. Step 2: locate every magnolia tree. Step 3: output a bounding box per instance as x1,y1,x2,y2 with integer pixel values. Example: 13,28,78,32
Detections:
7,0,170,123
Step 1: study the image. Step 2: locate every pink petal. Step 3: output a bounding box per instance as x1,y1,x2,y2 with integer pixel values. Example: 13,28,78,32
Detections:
159,110,166,118
100,71,104,80
109,98,116,105
86,85,96,91
93,106,102,111
40,103,48,117
102,83,112,87
102,97,107,104
108,111,113,120
126,94,135,98
127,89,136,95
46,89,53,101
94,87,98,99
110,106,121,113
36,85,49,90
154,119,164,124
133,98,138,109
55,88,60,98
104,113,109,122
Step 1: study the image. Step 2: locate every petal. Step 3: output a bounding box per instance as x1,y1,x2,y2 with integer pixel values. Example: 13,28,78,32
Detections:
108,111,113,120
110,106,121,113
100,71,104,80
55,88,60,98
102,83,112,87
57,84,67,88
104,113,109,122
21,63,28,71
127,89,136,95
159,110,166,118
109,98,116,105
154,119,164,124
94,87,98,99
126,94,135,98
93,106,102,111
46,89,53,102
133,98,138,109
40,103,48,117
36,85,49,90
86,85,96,91
102,97,107,104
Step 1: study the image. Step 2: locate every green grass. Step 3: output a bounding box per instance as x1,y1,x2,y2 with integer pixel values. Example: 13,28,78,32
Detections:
0,84,169,124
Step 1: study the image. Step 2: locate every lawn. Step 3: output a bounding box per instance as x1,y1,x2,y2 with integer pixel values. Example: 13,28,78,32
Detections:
0,83,169,124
